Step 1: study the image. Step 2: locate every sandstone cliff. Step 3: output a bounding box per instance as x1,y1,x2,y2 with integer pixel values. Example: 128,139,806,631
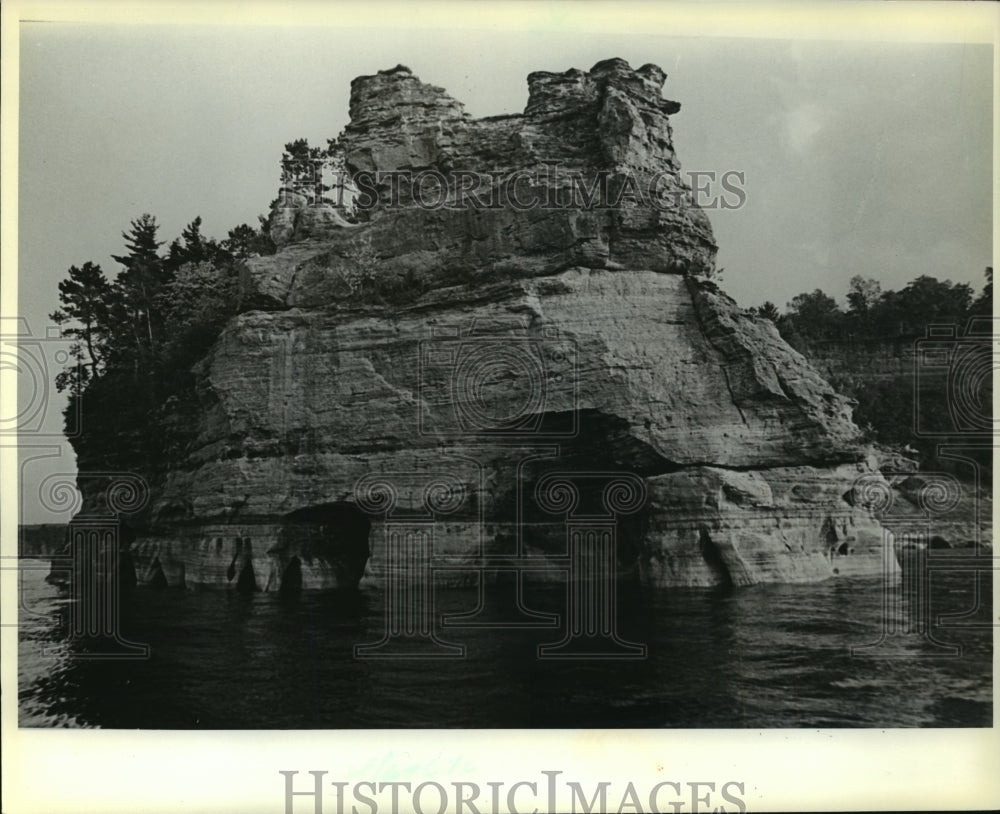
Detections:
801,339,992,550
128,60,898,591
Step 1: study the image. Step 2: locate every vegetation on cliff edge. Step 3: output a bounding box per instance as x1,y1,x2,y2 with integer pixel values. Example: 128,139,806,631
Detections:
751,269,993,477
51,213,275,476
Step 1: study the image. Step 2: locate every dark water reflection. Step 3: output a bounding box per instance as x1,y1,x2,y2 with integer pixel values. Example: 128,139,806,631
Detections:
18,556,993,728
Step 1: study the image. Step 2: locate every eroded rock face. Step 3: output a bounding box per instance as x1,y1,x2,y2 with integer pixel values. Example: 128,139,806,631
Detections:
248,59,716,309
642,463,895,586
128,59,897,590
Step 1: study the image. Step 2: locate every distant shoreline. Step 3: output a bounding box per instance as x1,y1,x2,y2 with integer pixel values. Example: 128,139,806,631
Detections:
16,523,67,559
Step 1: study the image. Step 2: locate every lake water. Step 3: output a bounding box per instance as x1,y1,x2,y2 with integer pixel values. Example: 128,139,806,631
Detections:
18,554,993,728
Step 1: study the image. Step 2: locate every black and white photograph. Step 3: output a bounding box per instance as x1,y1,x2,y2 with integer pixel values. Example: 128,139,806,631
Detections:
2,1,997,812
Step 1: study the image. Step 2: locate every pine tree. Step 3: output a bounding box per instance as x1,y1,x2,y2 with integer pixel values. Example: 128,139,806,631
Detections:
166,216,231,270
111,214,167,359
280,138,327,204
222,222,275,259
49,261,116,391
757,301,780,321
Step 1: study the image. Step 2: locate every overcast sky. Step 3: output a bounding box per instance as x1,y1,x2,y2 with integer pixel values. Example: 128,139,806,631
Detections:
14,23,993,521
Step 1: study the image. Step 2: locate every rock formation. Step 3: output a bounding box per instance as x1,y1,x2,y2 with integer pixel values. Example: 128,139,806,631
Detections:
128,59,899,591
799,340,992,550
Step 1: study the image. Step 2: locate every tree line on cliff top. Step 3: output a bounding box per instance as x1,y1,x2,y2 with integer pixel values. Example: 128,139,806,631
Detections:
50,139,347,414
750,269,993,471
749,269,992,345
50,213,274,471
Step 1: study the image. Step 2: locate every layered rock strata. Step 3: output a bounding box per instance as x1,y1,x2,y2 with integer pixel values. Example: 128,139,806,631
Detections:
126,59,898,590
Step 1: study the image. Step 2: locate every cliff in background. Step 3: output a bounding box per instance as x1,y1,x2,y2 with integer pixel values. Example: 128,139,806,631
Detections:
797,337,992,549
74,60,906,591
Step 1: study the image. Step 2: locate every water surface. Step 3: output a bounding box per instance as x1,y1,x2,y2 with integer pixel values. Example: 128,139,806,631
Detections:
18,556,993,728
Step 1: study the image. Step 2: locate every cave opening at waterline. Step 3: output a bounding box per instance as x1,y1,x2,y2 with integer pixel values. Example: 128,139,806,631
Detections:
278,502,372,593
280,557,303,596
